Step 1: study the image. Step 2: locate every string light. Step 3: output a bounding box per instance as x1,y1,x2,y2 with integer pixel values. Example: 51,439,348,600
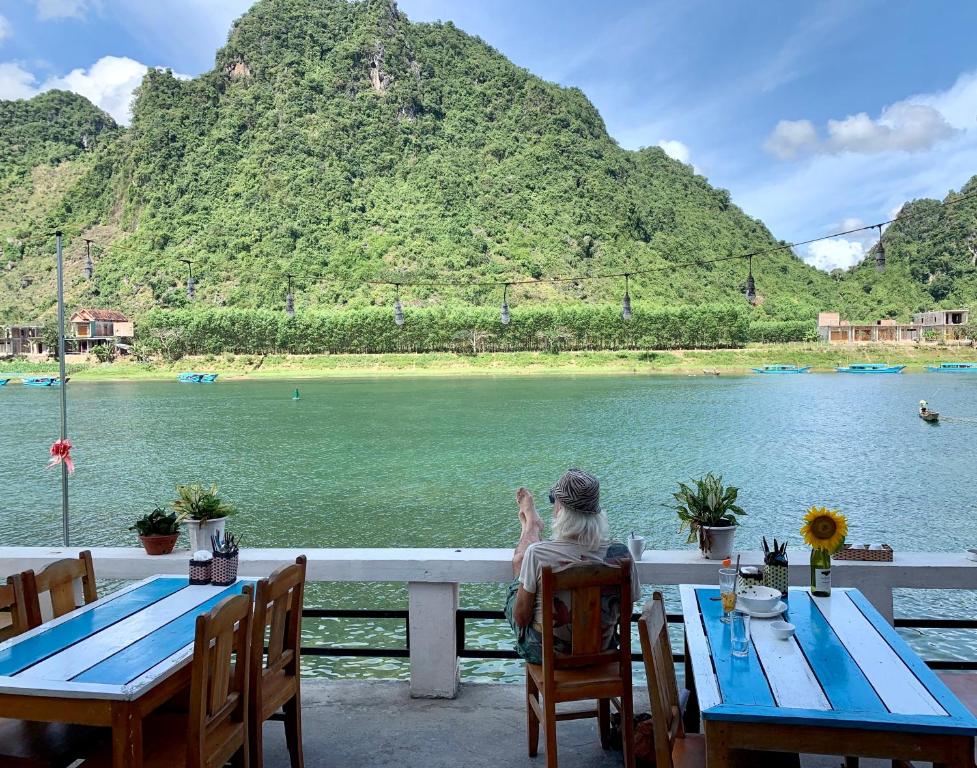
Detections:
393,284,404,326
500,284,511,325
285,273,295,316
875,224,886,272
745,256,757,304
180,259,195,300
621,274,632,320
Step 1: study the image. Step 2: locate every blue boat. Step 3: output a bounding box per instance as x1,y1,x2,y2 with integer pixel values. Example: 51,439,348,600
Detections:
836,363,906,374
752,364,810,374
0,378,9,387
925,362,977,373
23,376,62,387
178,372,219,383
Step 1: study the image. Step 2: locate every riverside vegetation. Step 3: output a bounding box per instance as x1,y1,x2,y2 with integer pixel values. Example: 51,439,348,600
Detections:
1,0,976,338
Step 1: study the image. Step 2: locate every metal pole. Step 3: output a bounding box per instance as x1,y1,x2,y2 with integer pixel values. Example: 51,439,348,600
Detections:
55,232,69,546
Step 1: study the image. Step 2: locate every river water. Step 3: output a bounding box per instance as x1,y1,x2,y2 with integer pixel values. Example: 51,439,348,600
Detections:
2,373,977,679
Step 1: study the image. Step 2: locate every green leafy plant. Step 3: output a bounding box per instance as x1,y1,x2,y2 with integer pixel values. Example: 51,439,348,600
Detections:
130,507,180,536
671,473,746,548
172,483,235,522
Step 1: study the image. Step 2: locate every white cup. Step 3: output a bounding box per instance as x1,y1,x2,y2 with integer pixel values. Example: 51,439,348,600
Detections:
628,535,646,562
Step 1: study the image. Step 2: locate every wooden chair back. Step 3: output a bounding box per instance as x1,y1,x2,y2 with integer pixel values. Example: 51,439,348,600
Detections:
250,556,306,712
0,574,30,641
540,561,632,671
187,586,253,768
638,591,683,768
23,551,97,627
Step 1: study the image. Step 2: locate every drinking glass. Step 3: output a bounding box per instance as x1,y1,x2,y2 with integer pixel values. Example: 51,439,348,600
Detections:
730,610,751,657
718,568,737,623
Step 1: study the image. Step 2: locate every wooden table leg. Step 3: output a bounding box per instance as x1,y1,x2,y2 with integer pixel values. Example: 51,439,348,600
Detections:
683,635,701,734
703,720,733,768
111,702,143,768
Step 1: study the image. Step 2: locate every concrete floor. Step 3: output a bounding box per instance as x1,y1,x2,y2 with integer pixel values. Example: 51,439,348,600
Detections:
259,681,905,768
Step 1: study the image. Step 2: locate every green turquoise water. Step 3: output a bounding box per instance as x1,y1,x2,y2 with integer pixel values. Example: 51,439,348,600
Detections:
2,373,977,678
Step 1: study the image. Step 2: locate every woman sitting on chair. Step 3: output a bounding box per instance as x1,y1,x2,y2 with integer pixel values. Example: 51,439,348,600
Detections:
505,468,641,664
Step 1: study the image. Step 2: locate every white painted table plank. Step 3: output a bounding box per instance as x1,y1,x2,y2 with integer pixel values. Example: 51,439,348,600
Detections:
813,591,945,716
16,584,226,683
751,617,831,711
679,584,721,711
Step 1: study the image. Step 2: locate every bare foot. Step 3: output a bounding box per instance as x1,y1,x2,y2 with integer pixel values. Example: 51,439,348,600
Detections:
516,487,544,536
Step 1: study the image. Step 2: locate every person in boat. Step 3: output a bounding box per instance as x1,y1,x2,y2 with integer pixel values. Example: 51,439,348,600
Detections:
505,468,641,664
920,400,930,416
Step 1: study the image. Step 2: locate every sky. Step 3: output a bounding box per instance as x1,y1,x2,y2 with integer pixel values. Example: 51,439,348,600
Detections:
2,0,977,271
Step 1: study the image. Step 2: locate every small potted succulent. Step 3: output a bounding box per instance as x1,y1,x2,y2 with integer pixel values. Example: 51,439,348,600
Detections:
130,507,181,555
671,472,746,560
172,483,236,553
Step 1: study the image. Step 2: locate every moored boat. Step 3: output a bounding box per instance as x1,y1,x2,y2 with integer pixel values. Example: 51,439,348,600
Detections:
23,376,62,387
925,362,977,373
178,372,218,383
0,378,9,387
752,364,810,374
836,363,905,374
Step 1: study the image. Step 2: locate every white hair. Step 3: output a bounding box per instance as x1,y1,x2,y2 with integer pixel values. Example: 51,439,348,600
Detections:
551,503,608,550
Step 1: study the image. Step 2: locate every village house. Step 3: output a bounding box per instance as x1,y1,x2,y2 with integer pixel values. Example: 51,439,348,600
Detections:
66,309,133,354
818,308,970,343
0,325,45,357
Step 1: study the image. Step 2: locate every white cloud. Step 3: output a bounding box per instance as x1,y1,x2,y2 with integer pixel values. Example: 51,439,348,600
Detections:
764,119,819,160
0,55,189,125
804,238,865,271
0,15,11,42
765,97,961,160
0,62,38,100
658,139,691,165
34,0,93,21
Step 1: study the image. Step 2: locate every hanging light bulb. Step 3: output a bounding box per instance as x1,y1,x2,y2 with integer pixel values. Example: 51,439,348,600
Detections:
745,256,757,304
875,224,886,272
394,284,404,326
285,274,295,316
83,240,94,281
621,274,632,320
500,284,511,325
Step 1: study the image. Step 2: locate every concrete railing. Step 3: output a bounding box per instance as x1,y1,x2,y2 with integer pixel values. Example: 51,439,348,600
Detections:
1,546,976,698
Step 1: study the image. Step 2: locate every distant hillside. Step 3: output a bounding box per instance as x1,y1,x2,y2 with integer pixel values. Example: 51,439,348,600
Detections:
0,0,847,323
835,176,977,321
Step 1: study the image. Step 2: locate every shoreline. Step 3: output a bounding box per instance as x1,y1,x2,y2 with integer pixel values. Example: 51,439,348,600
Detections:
2,344,975,382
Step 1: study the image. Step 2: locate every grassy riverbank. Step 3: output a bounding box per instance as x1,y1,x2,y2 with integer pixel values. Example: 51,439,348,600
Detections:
1,343,974,381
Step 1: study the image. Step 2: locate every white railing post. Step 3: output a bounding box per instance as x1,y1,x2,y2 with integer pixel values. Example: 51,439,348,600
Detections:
407,581,459,698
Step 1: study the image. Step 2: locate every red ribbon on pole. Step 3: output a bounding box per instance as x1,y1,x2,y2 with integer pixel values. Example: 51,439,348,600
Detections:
46,438,74,475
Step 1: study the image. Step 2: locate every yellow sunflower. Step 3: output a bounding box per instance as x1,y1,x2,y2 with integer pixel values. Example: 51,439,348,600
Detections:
800,507,847,553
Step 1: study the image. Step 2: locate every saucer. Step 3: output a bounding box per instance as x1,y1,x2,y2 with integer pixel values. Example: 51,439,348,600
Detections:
735,599,787,619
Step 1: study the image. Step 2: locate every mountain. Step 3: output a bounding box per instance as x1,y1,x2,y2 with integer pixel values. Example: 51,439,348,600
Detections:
835,176,977,321
0,0,913,324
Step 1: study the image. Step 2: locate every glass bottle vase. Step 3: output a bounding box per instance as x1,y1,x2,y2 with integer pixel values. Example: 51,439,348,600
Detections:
810,547,832,597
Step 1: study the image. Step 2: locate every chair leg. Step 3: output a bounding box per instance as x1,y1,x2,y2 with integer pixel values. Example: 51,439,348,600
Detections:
544,692,558,768
598,699,610,749
249,711,263,768
284,694,305,768
231,746,248,768
620,689,635,768
526,673,540,757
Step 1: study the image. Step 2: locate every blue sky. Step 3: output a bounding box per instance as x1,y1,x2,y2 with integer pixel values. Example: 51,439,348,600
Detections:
2,0,977,270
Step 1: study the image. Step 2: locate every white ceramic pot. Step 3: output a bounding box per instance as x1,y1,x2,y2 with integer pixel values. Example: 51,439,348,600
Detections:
185,517,227,553
700,525,736,560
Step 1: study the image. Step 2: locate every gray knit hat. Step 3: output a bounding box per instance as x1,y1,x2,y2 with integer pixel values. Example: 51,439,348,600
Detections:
552,468,601,515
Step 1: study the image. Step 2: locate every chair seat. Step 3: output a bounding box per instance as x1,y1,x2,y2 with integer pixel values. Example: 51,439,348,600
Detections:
0,718,107,767
527,661,623,690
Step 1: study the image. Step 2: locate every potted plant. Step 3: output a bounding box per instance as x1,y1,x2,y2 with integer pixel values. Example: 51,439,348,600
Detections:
671,473,746,560
173,483,235,553
130,507,181,555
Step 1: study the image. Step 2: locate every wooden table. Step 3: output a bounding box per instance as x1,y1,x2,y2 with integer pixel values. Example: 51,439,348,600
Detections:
681,585,977,768
0,575,248,767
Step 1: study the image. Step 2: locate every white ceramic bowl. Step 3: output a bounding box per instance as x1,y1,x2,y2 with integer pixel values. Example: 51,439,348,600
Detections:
770,620,795,640
737,585,782,613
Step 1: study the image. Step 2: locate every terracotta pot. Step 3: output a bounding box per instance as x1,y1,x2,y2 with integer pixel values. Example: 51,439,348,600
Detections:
139,533,180,556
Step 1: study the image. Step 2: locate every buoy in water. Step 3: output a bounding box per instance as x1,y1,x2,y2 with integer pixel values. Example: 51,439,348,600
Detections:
292,388,300,400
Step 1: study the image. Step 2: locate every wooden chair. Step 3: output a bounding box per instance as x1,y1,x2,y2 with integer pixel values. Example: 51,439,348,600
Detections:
525,561,635,768
249,555,307,768
0,572,30,641
22,551,97,628
638,592,798,768
85,587,254,768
